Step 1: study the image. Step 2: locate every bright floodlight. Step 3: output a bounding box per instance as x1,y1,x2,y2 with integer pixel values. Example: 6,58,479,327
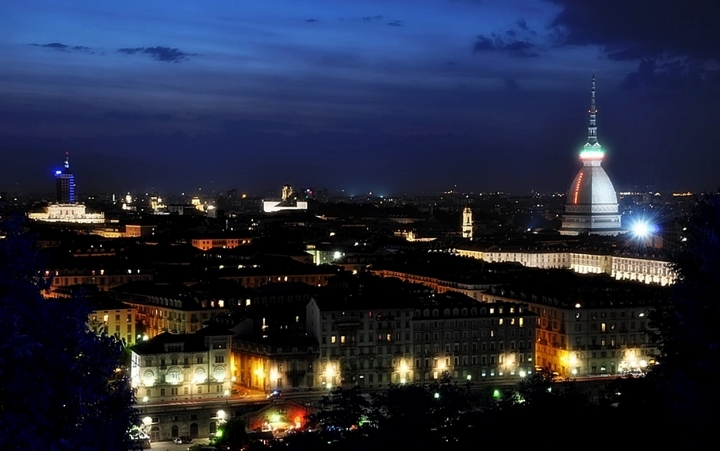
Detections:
630,219,656,239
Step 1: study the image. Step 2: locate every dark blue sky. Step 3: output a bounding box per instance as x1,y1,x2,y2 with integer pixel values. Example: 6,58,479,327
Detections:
1,0,719,196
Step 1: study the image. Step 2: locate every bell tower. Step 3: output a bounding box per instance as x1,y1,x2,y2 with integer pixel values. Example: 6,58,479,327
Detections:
462,205,473,240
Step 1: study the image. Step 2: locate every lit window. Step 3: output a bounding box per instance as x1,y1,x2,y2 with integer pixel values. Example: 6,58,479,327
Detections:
331,336,336,344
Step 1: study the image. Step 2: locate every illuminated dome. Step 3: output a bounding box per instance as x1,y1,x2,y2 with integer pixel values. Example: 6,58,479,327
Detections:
560,75,624,236
567,161,619,207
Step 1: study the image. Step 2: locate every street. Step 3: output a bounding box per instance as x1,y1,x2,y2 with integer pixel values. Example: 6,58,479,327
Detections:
150,438,210,450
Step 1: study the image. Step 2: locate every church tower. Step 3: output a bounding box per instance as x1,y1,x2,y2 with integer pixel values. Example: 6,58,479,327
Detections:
560,74,624,236
462,205,473,240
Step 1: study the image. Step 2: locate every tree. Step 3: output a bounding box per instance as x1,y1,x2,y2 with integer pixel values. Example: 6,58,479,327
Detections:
212,416,248,450
0,219,136,451
313,386,371,430
650,194,720,445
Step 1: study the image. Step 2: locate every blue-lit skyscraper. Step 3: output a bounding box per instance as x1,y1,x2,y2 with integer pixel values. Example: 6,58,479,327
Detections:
56,153,76,204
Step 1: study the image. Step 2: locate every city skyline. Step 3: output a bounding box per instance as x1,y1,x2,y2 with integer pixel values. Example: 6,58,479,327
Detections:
2,1,719,195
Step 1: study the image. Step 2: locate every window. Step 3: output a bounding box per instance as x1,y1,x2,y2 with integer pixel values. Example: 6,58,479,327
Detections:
331,336,336,344
215,355,224,363
196,357,203,364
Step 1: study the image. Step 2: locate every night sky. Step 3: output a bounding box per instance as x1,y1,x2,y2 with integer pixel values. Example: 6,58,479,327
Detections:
2,0,719,196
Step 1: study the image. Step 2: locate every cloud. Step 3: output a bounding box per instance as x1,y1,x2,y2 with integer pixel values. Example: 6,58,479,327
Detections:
362,15,383,22
31,43,93,53
473,34,538,58
33,42,67,49
516,18,529,31
388,20,403,27
549,0,720,61
306,18,318,23
117,46,195,63
621,58,720,92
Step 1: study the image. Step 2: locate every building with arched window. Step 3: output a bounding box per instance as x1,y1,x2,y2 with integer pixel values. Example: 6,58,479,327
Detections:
130,325,233,403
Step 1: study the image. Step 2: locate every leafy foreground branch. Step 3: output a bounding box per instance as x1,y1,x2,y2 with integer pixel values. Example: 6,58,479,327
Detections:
0,220,136,451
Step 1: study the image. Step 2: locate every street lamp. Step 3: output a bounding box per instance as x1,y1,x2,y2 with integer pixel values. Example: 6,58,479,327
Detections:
142,396,148,413
224,389,230,404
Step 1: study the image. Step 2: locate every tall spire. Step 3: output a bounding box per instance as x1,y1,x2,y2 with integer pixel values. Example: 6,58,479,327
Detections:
64,152,70,170
580,72,603,160
587,73,598,145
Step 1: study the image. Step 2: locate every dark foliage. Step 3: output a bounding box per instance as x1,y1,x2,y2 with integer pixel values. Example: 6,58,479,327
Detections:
0,218,136,451
313,386,371,430
212,416,249,450
650,194,720,445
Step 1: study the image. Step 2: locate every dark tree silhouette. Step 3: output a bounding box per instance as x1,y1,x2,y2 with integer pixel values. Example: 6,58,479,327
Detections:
212,416,248,450
313,386,371,430
650,194,720,445
0,219,136,451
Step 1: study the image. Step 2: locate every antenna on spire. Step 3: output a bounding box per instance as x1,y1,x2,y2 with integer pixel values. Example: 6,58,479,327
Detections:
587,72,598,145
64,152,70,170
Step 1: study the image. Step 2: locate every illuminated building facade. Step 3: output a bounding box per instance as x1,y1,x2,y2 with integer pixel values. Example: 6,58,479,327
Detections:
130,326,234,403
456,247,674,286
560,75,623,236
49,289,138,346
218,267,337,288
306,296,416,389
483,279,662,377
232,337,319,392
413,296,537,383
372,268,493,300
124,224,156,238
28,203,105,223
88,299,138,346
48,268,153,292
109,284,231,338
191,235,253,251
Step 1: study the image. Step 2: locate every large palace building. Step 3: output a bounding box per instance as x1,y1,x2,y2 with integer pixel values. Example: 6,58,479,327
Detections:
560,75,624,236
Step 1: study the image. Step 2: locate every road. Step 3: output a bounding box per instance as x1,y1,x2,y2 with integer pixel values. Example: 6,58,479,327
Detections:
150,438,210,450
